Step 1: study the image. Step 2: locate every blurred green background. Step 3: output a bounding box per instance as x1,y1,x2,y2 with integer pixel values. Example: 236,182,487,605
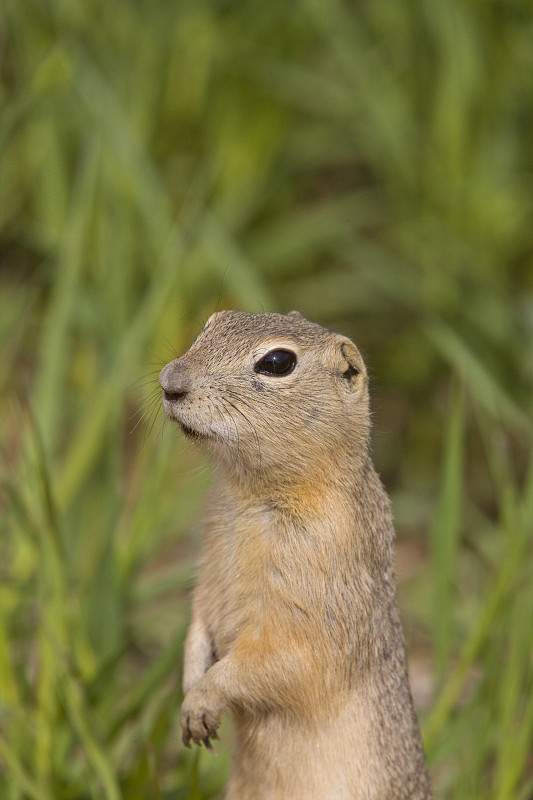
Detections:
1,0,532,797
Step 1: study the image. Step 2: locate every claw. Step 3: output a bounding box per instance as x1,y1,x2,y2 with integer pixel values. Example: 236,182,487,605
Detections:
203,737,217,754
182,715,192,748
180,695,221,753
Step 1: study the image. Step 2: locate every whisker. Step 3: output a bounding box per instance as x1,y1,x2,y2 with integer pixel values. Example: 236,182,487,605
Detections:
131,396,161,433
129,393,158,427
224,391,271,440
126,373,162,394
163,338,180,360
217,402,239,468
146,406,167,439
221,396,262,471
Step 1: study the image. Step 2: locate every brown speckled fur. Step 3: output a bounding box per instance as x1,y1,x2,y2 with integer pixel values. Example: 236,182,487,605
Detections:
159,310,432,799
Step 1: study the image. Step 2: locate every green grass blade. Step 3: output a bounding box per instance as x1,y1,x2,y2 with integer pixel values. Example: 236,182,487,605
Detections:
430,381,465,679
0,736,55,800
59,676,122,800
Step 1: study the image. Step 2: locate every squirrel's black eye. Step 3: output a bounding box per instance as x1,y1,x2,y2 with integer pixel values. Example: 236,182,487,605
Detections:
254,349,297,376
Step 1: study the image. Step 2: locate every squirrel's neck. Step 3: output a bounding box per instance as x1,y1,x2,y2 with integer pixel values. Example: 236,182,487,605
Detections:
213,455,394,564
216,448,374,507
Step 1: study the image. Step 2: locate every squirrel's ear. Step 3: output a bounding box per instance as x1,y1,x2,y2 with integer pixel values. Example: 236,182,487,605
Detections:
287,310,306,320
339,340,366,390
204,309,231,328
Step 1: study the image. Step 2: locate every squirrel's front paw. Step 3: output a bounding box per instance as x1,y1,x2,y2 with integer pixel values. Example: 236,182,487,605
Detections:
181,684,222,750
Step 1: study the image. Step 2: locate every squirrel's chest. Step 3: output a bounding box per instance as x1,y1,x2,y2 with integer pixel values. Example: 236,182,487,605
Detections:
197,511,308,658
196,509,352,661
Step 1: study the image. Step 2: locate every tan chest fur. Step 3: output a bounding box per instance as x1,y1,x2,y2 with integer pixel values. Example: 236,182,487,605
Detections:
199,493,331,652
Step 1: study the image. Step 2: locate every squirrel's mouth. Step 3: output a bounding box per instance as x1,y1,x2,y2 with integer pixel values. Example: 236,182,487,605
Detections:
161,399,217,442
179,422,205,439
176,421,216,442
162,399,208,440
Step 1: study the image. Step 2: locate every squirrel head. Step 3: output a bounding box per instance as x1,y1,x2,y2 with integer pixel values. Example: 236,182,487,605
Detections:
159,310,371,487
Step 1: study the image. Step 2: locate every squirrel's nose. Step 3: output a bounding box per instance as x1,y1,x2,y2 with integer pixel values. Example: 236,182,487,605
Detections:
159,360,190,402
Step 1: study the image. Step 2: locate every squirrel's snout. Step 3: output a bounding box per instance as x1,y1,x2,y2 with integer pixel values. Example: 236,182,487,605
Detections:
159,361,190,403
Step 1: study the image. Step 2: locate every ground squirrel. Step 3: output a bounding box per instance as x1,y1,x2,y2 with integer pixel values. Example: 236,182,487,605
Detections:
159,310,432,799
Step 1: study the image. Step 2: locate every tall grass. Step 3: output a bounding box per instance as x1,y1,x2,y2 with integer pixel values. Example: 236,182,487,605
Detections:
1,0,532,797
